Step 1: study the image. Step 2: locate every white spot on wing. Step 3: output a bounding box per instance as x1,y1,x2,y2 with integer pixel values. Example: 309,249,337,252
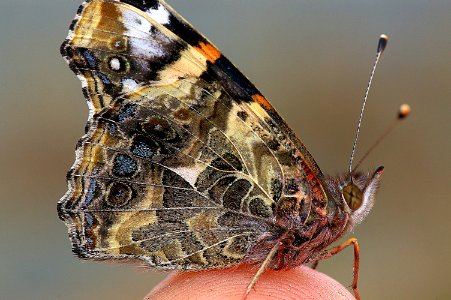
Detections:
76,74,95,120
146,4,171,25
77,74,88,88
168,166,199,187
122,79,139,92
122,10,152,35
120,8,167,57
109,58,121,71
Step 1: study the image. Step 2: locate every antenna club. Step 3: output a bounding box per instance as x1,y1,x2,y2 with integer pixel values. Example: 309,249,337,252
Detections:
378,34,389,53
398,103,411,119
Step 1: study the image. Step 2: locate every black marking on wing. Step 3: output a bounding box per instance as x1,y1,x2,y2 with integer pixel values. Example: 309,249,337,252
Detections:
122,0,209,46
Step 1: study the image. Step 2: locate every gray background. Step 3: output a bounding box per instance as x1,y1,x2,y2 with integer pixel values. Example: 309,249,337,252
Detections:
0,0,450,299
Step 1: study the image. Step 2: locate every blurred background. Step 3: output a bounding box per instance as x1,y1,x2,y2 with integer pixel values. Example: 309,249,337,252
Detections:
0,0,449,299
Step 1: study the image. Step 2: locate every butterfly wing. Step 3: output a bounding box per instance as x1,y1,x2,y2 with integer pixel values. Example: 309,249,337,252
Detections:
58,0,327,269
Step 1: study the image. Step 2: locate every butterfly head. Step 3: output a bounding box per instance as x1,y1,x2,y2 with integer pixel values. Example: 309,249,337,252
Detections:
325,166,384,229
341,166,384,226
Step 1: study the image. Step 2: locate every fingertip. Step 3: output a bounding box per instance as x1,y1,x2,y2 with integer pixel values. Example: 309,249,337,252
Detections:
145,265,354,300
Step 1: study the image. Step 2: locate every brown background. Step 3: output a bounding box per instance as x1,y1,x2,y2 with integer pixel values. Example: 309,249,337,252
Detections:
0,0,450,299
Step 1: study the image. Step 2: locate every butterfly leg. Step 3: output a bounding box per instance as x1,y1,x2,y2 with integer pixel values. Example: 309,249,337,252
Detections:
310,260,319,269
313,237,360,300
242,242,281,300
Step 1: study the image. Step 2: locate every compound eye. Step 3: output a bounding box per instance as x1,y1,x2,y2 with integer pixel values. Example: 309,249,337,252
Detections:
342,184,363,210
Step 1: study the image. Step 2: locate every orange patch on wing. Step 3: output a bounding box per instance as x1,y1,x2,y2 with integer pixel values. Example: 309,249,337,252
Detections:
252,94,273,110
194,42,221,63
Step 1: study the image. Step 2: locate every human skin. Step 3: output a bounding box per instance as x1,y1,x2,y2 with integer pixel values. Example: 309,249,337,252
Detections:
145,264,355,300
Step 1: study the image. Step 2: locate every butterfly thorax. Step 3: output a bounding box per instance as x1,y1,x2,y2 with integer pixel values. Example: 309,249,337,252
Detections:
240,163,351,269
246,165,383,269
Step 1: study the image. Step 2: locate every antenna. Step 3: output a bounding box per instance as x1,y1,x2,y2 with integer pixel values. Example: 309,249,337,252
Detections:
352,104,411,172
348,34,389,175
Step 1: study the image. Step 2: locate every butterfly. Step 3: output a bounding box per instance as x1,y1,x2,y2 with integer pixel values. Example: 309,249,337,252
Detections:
58,1,385,299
